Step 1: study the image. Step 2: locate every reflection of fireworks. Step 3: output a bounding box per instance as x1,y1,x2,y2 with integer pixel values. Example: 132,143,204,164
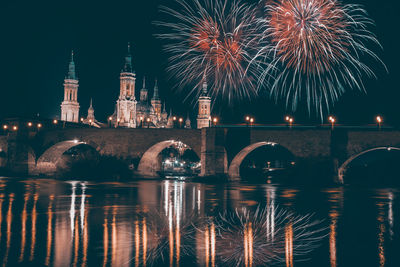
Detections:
258,0,385,117
197,206,326,266
156,0,264,104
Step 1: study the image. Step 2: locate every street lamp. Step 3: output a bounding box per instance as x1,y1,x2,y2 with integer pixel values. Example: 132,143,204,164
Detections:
376,116,383,130
328,116,336,129
245,116,250,127
179,117,183,128
108,116,112,128
53,119,58,125
117,118,120,127
146,117,151,128
285,116,293,128
213,117,218,127
37,123,42,129
250,117,254,127
27,122,32,127
12,126,18,131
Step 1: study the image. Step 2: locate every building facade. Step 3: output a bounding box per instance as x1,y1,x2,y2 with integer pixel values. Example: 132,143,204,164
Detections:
60,45,216,129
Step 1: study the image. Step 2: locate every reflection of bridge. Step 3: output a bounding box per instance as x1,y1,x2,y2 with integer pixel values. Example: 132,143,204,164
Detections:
2,125,400,182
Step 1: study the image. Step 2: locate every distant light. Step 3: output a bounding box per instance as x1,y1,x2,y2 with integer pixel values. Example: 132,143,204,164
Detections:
376,116,382,123
89,119,92,123
37,123,42,128
388,147,392,151
285,116,290,121
108,116,112,121
27,122,32,127
245,116,250,121
12,126,18,131
117,118,121,122
53,119,58,124
80,118,84,122
213,117,218,123
289,118,293,123
3,125,8,130
73,139,79,144
179,118,183,122
147,118,151,122
173,116,177,121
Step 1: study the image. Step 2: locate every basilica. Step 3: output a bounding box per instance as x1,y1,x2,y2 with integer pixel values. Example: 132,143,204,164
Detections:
60,44,211,129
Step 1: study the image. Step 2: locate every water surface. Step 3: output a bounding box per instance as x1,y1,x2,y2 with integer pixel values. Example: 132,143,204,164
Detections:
0,177,398,266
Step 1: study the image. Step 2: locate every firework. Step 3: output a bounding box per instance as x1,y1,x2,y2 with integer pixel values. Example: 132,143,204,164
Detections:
257,0,385,117
155,0,265,104
196,206,326,266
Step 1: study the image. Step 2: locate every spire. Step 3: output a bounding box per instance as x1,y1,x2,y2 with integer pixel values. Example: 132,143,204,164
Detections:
89,98,93,109
123,42,133,73
67,50,77,80
201,75,208,96
162,102,166,113
152,78,160,100
142,76,146,89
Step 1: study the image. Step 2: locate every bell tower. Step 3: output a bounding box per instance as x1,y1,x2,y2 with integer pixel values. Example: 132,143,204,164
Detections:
115,43,137,128
197,79,211,129
151,79,162,117
61,50,80,122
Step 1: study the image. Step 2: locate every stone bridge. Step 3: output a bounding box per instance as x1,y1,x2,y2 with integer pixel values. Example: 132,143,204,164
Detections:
2,125,400,183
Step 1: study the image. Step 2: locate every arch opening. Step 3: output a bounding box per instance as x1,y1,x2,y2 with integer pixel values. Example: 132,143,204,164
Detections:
36,140,99,177
228,142,295,180
338,147,400,184
137,140,200,178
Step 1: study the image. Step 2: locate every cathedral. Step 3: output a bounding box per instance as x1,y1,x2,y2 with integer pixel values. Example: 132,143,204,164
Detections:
60,44,211,129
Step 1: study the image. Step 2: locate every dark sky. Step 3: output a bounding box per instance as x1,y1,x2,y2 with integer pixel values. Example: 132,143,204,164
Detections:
0,0,398,125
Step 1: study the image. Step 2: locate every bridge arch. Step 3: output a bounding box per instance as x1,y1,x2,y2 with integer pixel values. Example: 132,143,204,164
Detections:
137,140,199,177
228,141,294,179
338,146,400,184
36,140,98,175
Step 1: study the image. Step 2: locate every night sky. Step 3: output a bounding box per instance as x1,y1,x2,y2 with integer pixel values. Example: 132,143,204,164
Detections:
0,0,398,125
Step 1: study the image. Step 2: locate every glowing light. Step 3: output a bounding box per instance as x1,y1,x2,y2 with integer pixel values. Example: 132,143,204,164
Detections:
108,116,112,121
27,122,32,127
37,123,42,128
53,119,58,124
12,126,18,131
3,125,8,130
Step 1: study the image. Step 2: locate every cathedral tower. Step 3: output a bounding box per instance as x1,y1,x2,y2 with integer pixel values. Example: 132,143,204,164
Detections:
61,51,80,122
151,79,162,118
197,79,211,129
115,43,137,128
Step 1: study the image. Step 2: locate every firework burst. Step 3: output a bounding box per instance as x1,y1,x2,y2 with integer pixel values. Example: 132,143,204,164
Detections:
155,0,265,104
196,206,326,266
257,0,385,117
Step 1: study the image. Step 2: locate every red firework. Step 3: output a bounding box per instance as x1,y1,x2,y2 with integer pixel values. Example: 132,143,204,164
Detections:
268,0,349,74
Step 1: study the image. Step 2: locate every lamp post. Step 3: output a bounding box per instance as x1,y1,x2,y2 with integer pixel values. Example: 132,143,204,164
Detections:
245,116,250,127
249,117,254,127
117,118,120,128
179,118,183,128
108,117,112,128
213,117,218,127
173,116,177,128
285,116,293,128
147,117,151,128
328,116,336,130
376,116,383,130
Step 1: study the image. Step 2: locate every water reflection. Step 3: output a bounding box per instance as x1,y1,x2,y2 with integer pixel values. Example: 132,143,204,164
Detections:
0,179,397,266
